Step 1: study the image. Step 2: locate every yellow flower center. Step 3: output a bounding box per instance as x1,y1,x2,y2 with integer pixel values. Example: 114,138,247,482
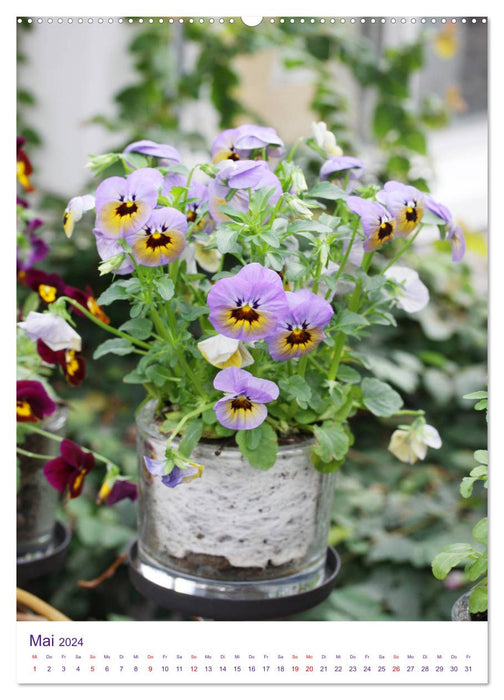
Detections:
16,400,35,420
65,350,80,377
39,284,57,303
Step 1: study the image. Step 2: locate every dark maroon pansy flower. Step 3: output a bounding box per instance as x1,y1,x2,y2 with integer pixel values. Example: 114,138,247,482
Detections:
43,439,95,498
16,380,56,423
22,268,66,305
63,284,110,324
99,480,138,506
17,138,34,192
36,340,86,386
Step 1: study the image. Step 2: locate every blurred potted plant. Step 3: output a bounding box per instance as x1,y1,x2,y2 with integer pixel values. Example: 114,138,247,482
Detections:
16,139,137,565
46,121,464,603
432,391,488,621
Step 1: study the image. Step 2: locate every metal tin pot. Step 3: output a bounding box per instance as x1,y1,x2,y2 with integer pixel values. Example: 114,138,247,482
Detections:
135,400,337,600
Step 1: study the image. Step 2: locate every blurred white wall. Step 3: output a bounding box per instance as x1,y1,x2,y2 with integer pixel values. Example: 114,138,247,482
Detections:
18,21,136,196
18,20,487,233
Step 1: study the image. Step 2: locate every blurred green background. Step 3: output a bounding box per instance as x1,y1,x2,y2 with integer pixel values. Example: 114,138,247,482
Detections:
17,16,487,622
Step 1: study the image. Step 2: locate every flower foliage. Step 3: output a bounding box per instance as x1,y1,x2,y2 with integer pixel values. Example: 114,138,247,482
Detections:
59,123,463,483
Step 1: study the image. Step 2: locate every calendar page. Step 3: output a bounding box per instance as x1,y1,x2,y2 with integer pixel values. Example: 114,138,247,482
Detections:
13,4,490,691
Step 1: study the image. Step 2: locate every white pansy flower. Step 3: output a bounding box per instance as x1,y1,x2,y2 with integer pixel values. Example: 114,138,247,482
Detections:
197,335,254,369
194,243,222,273
388,422,442,464
18,311,82,352
384,266,429,313
63,195,95,238
311,121,343,157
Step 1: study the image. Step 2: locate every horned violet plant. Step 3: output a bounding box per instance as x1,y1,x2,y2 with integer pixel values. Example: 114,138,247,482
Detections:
35,123,463,488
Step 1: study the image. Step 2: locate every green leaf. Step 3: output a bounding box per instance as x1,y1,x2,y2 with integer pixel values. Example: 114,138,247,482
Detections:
96,278,141,306
400,129,427,155
312,421,350,463
464,391,488,400
235,422,278,470
467,554,487,582
278,375,312,409
336,365,361,384
373,101,405,139
93,338,134,359
431,543,475,580
215,228,241,254
119,318,153,340
154,277,175,301
310,450,345,474
468,585,488,614
361,378,403,417
178,420,203,458
473,450,488,465
336,310,370,336
96,282,130,306
306,182,347,201
472,517,487,545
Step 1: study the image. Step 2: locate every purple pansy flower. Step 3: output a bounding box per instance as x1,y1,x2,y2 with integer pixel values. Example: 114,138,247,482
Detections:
17,234,50,272
377,181,425,237
320,156,365,191
347,196,396,252
143,456,203,488
208,160,282,223
425,196,466,262
266,289,334,360
43,439,95,498
211,124,284,163
16,380,56,423
126,207,187,267
207,262,289,341
123,139,181,166
160,465,200,488
143,456,166,476
95,168,163,239
213,367,279,431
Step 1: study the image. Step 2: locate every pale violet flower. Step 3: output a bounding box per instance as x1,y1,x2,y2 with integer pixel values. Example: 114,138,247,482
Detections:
311,122,343,157
18,311,82,352
143,456,203,488
63,195,95,238
384,266,429,313
388,421,442,464
197,334,254,369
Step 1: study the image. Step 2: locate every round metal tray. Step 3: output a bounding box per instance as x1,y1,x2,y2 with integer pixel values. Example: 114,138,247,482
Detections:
17,521,71,584
128,541,340,620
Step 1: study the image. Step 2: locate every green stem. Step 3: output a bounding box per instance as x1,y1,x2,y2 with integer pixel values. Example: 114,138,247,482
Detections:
327,252,374,381
23,424,123,472
17,447,51,461
331,217,360,286
382,226,424,272
395,409,425,417
286,137,303,162
59,297,151,350
165,401,216,448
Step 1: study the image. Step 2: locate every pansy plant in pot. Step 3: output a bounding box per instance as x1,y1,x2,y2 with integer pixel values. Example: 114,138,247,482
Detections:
50,123,463,604
16,140,137,563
